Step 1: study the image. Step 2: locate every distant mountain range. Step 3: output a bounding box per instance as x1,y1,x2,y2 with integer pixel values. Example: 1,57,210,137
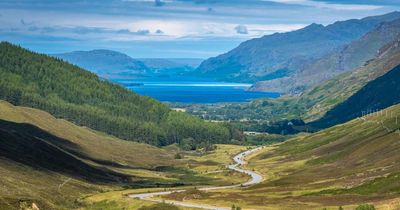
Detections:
196,11,400,94
54,50,203,78
251,16,400,94
54,50,149,77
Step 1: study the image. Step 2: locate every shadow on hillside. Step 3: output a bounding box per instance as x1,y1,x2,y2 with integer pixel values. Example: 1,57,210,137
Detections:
0,119,131,184
309,64,400,129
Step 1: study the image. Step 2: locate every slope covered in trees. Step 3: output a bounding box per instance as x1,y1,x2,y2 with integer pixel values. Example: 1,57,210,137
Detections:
0,42,241,147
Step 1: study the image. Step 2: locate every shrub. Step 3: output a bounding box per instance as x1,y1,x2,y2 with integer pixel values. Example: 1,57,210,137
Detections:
355,204,376,210
138,203,180,210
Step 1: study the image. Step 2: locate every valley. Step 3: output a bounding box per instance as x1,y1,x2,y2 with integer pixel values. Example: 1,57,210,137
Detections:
0,101,250,209
1,3,400,210
152,105,400,210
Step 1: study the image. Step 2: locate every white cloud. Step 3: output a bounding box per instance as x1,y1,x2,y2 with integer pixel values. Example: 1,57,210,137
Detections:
265,0,383,11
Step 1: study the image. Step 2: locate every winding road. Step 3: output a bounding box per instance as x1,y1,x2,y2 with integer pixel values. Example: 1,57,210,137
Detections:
129,147,263,210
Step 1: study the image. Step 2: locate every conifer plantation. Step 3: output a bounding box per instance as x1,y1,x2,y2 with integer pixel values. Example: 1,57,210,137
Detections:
0,42,241,147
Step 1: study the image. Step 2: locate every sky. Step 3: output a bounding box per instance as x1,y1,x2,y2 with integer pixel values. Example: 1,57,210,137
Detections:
0,0,400,58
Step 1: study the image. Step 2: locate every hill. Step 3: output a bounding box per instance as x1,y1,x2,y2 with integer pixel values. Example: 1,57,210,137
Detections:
298,35,400,122
0,42,240,147
55,50,203,78
138,58,203,75
163,104,400,209
0,100,179,209
195,11,400,92
54,49,149,78
310,63,400,129
0,100,250,209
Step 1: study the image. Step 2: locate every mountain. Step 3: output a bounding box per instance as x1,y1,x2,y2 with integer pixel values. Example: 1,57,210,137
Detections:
298,35,400,121
54,49,149,77
196,11,400,91
55,50,203,78
0,42,240,148
310,63,400,129
137,58,203,75
139,58,203,70
252,16,400,94
185,35,400,127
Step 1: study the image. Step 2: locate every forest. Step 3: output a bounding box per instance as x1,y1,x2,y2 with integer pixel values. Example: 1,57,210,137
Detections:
0,42,243,148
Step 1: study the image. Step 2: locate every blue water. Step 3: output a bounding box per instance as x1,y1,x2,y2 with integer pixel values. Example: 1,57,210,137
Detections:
112,77,280,103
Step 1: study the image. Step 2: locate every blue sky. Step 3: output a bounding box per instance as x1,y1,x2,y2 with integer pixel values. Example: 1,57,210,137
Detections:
0,0,399,58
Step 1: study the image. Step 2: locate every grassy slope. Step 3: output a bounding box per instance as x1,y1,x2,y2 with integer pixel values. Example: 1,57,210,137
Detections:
81,144,249,210
0,100,175,169
309,63,400,129
0,101,247,210
0,100,179,209
160,104,400,209
301,38,400,121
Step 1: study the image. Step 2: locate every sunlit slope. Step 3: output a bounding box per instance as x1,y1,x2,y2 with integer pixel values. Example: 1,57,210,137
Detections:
0,100,176,168
310,63,400,129
0,100,178,209
176,105,400,209
302,37,400,122
247,105,400,208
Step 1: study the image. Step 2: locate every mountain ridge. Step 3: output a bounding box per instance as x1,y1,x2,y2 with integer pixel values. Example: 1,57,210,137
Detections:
251,16,400,94
196,11,400,93
54,49,149,76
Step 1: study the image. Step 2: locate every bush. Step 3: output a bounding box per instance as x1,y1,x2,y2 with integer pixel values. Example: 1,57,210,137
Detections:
138,203,180,210
174,153,183,159
355,204,376,210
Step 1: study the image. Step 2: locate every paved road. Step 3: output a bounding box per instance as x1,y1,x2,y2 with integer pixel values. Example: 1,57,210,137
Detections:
129,147,263,210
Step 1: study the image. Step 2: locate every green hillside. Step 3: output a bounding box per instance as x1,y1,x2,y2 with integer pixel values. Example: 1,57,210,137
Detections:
310,63,400,128
0,42,240,147
0,100,178,209
169,104,400,209
0,100,251,209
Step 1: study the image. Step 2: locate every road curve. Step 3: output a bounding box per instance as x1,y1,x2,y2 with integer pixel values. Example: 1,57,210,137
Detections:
129,147,263,210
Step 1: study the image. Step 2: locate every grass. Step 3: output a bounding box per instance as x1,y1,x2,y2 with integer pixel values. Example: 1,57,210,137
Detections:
80,144,251,210
3,100,400,209
0,100,177,169
182,144,251,185
156,105,400,209
0,100,183,209
0,101,249,209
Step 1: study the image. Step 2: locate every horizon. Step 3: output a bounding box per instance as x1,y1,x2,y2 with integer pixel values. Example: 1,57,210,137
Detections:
1,0,400,58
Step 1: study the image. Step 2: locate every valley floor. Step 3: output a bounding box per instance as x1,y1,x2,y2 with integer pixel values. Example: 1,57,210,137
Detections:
83,105,400,210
